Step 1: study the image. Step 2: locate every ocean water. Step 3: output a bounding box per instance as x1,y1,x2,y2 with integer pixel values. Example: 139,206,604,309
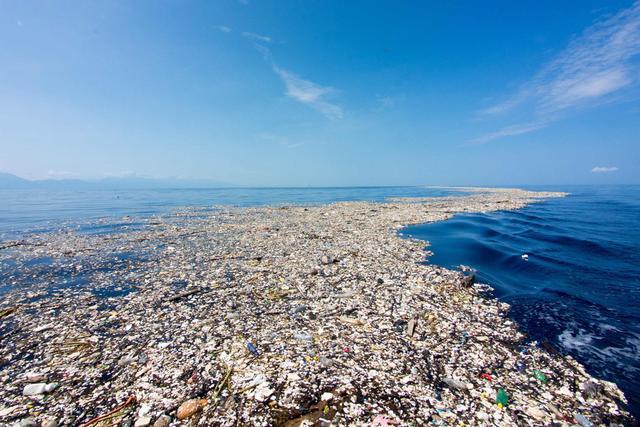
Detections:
0,186,460,239
404,185,640,418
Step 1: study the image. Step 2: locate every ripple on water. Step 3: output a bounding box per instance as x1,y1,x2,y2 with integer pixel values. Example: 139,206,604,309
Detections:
403,186,640,418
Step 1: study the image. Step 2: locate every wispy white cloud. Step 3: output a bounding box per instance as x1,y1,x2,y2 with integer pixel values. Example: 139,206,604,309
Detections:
253,43,271,61
591,166,619,173
214,25,232,33
242,32,271,43
469,122,547,144
252,44,343,119
479,91,529,115
476,1,640,142
272,66,343,119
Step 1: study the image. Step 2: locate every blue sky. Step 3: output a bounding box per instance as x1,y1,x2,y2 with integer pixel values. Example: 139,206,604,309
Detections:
1,0,639,186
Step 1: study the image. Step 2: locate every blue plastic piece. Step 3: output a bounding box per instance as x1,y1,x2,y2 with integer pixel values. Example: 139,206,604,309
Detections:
247,342,259,356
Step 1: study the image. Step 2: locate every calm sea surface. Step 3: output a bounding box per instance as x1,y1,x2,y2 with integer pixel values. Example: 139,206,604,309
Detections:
0,186,459,239
404,185,640,418
1,185,639,417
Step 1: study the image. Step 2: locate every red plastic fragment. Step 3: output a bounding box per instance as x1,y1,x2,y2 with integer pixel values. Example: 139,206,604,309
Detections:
480,373,493,381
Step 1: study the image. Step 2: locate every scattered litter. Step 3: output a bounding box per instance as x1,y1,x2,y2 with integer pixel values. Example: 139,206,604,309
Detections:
0,188,632,425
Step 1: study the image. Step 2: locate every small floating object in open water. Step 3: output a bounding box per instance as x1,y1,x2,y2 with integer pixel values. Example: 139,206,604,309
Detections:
521,254,529,261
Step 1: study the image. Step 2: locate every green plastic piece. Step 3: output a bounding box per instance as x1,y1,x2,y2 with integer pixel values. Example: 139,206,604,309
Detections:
533,369,548,383
496,388,509,407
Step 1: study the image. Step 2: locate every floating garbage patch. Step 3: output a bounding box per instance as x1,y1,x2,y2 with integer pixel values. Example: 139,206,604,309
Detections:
0,189,634,425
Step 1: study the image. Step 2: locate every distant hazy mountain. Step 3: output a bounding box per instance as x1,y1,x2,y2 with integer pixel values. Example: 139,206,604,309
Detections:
0,172,33,189
0,172,234,190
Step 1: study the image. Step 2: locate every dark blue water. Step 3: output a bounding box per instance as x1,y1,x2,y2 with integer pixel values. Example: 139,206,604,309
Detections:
0,186,461,239
404,185,640,418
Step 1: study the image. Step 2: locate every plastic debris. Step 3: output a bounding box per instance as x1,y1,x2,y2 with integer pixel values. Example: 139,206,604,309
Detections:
0,188,633,425
533,369,548,383
293,332,313,341
371,415,399,426
574,412,594,427
246,342,260,356
406,318,417,336
496,388,509,408
22,383,59,396
442,378,469,391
